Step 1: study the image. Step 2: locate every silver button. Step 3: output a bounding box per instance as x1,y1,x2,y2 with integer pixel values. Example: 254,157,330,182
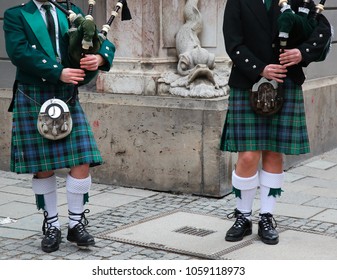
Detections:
236,51,240,55
245,59,249,63
42,59,47,63
306,48,310,52
253,65,256,69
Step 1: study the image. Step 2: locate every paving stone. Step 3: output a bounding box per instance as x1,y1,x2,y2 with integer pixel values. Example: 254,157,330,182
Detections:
305,197,337,209
311,209,337,223
0,227,37,240
284,172,307,183
222,230,337,260
305,160,337,170
275,203,325,219
0,178,25,188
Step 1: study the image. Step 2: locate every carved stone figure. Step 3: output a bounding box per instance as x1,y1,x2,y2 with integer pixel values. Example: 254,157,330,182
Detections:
158,0,229,98
175,0,215,77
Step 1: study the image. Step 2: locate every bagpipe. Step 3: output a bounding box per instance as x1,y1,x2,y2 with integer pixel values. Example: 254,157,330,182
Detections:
250,0,330,116
278,0,327,51
47,0,131,84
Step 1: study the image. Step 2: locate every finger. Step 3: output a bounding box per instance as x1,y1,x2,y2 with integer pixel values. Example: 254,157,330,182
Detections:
283,62,295,68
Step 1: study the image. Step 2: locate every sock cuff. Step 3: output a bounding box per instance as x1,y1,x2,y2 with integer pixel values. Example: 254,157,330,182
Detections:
232,170,259,190
32,174,56,195
260,169,284,189
66,174,91,194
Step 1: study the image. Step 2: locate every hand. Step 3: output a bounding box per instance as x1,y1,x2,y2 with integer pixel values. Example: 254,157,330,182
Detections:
80,54,104,71
60,68,85,85
279,48,302,67
261,64,287,83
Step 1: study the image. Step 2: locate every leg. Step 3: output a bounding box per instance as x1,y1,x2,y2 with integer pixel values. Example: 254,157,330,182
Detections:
258,151,284,245
32,171,61,253
225,151,260,242
66,164,95,246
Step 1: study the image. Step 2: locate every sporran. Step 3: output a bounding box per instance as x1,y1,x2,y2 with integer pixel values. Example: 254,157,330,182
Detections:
37,98,73,140
250,78,284,116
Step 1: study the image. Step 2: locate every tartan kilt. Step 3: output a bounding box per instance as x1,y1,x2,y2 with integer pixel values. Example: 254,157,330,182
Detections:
220,78,310,155
10,83,103,174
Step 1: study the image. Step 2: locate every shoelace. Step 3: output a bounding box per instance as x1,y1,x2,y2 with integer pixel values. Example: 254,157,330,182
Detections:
45,226,60,240
232,216,246,228
74,222,87,236
42,210,59,235
227,209,251,228
68,209,90,227
260,213,277,230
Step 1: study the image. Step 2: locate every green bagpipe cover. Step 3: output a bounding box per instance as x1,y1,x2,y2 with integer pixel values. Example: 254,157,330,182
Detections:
277,6,331,62
277,10,317,47
67,15,103,85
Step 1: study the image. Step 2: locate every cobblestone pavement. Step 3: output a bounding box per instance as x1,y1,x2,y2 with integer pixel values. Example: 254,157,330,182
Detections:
1,149,337,260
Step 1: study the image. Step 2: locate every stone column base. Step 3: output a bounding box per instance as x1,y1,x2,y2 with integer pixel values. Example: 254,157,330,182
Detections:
80,92,233,197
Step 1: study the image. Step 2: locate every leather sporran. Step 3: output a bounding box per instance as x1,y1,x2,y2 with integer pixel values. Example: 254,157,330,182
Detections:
250,78,284,116
37,98,73,140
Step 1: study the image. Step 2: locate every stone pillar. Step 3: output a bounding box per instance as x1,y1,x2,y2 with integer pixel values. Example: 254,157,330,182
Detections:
88,0,234,197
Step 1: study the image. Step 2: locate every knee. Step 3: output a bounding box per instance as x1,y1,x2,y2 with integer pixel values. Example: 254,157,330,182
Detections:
237,152,260,168
34,171,55,179
236,152,260,176
70,164,90,179
262,151,283,173
263,151,283,165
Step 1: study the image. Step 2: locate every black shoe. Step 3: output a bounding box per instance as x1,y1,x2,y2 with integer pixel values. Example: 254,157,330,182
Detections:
67,210,95,246
41,226,62,253
225,209,252,242
258,213,279,245
67,223,95,246
41,211,61,253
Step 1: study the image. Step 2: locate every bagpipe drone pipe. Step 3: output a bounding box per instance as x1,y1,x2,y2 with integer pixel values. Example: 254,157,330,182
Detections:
48,0,132,84
278,0,327,54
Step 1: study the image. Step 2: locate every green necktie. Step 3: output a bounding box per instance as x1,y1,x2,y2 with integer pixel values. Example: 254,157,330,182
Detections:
265,0,272,11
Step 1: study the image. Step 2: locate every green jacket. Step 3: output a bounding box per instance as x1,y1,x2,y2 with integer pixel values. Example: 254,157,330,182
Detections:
4,0,115,86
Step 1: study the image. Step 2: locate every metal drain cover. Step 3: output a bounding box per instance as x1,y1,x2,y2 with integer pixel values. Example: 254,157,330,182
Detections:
174,226,216,237
99,211,256,258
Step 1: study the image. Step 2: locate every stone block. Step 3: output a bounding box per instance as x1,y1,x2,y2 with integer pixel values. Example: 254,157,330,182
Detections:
80,92,234,197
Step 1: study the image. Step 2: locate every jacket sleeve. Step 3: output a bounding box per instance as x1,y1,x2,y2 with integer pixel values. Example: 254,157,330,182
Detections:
97,39,116,71
298,14,332,67
223,0,267,84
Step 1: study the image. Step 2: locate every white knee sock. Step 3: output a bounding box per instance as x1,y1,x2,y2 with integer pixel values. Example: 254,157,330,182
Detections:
32,174,60,229
66,174,91,229
232,171,259,219
259,169,284,215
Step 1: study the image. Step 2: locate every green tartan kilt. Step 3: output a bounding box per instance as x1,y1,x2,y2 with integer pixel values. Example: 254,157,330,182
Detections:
10,83,103,174
220,78,310,155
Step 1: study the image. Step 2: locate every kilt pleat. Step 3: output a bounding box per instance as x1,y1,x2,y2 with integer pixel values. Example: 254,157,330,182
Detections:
220,78,310,155
10,84,103,174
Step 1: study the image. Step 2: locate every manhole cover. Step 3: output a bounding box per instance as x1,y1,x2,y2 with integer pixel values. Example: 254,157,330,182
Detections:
98,210,257,259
